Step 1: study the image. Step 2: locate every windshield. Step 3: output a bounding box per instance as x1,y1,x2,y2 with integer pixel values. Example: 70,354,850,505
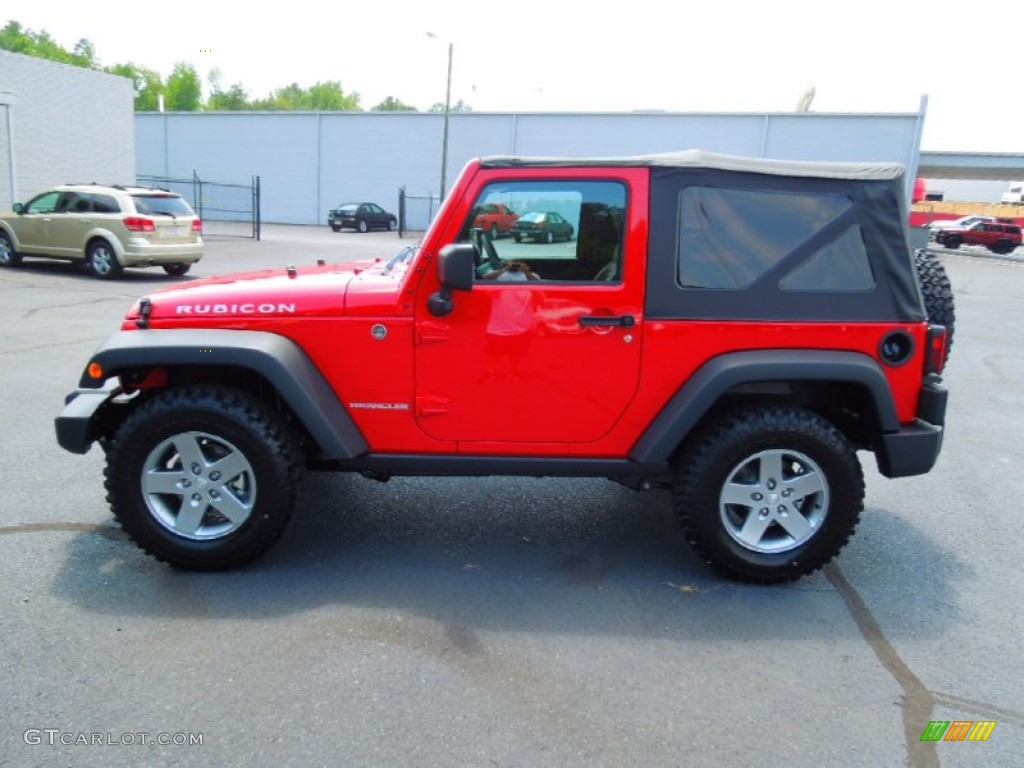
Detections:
385,244,419,272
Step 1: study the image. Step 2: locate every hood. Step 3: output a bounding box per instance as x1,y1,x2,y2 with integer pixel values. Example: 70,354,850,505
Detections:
123,258,405,326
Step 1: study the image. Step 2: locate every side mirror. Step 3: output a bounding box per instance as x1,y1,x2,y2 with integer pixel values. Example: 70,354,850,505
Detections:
12,203,23,214
428,243,475,317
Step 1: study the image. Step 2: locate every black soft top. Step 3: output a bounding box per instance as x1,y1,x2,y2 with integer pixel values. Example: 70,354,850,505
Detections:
484,150,922,324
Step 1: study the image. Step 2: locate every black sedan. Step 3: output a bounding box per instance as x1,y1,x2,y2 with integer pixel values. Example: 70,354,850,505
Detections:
511,211,574,243
328,202,397,233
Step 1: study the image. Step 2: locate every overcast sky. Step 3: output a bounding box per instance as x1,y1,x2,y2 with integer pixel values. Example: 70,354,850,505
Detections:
6,0,1023,153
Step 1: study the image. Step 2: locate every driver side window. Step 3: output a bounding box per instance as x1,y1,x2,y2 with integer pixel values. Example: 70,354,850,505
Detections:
25,191,62,214
459,180,626,283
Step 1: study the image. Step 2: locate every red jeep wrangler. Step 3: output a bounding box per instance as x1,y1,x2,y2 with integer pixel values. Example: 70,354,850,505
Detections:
55,151,952,582
472,202,519,238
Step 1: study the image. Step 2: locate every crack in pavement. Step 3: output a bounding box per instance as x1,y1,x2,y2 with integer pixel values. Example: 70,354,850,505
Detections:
824,563,940,768
0,337,112,356
22,296,124,319
825,563,1024,765
0,522,127,541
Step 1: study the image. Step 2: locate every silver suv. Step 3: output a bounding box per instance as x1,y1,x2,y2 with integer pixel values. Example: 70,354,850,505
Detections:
0,184,203,279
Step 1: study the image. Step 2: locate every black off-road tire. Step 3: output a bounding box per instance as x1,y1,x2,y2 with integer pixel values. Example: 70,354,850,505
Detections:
915,248,955,358
989,240,1015,255
942,235,962,249
105,386,303,570
0,230,21,267
672,406,863,583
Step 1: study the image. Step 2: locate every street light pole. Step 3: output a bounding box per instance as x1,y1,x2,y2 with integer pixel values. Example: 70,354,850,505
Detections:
440,41,452,201
427,32,453,202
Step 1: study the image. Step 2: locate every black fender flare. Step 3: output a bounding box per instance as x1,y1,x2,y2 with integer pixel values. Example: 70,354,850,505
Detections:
629,349,899,463
77,329,368,459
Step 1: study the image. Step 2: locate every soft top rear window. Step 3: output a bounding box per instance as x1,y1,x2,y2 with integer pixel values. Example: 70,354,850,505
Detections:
132,194,195,216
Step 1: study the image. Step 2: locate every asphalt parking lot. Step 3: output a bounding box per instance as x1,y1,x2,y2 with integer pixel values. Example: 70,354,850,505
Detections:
1,228,1022,768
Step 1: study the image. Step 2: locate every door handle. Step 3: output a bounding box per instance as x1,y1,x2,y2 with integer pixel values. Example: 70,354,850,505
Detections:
578,314,636,328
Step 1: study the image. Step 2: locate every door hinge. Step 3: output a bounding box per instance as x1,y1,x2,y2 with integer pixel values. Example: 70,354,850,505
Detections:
415,321,450,344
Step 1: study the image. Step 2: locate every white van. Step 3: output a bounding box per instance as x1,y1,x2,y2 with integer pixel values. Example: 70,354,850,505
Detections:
1002,182,1024,205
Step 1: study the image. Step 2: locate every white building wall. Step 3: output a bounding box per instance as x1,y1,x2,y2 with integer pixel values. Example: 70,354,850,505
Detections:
0,50,135,209
137,108,926,226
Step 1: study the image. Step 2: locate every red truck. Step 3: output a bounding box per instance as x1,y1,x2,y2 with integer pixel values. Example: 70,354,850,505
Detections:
472,202,519,237
54,150,952,583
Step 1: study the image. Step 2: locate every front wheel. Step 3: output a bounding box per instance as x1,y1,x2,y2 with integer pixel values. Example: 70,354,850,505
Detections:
942,235,961,249
105,386,303,570
86,240,123,279
330,223,342,232
672,406,863,583
162,263,191,277
357,219,369,233
388,218,398,232
0,230,22,267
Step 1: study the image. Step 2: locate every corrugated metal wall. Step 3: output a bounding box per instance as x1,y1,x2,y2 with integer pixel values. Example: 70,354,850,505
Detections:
136,109,926,226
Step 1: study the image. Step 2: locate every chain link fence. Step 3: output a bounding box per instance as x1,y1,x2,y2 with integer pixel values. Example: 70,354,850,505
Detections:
136,171,261,240
398,187,441,238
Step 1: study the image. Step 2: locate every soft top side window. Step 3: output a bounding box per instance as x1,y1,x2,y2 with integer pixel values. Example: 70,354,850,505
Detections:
676,186,873,292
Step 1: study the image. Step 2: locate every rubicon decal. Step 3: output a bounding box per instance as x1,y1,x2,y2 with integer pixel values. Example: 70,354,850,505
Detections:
176,303,297,315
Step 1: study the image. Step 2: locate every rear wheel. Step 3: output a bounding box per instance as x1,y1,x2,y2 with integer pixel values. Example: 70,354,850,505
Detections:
0,230,21,267
672,406,863,583
989,240,1015,255
162,263,191,277
105,386,303,570
915,249,956,358
86,240,123,279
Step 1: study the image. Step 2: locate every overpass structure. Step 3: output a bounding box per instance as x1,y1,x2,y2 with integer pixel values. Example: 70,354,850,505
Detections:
918,152,1024,181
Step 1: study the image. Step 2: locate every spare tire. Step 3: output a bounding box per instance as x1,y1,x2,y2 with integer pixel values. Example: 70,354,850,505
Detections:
915,249,955,359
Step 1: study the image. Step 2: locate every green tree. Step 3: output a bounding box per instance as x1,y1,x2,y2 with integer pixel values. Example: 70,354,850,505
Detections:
0,21,96,66
429,99,472,112
105,62,165,111
0,21,31,54
252,81,360,111
372,96,417,112
71,38,97,67
206,68,250,110
164,62,202,111
307,81,360,110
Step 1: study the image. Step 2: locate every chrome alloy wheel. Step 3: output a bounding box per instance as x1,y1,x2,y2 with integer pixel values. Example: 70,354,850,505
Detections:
719,448,829,554
141,431,257,540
